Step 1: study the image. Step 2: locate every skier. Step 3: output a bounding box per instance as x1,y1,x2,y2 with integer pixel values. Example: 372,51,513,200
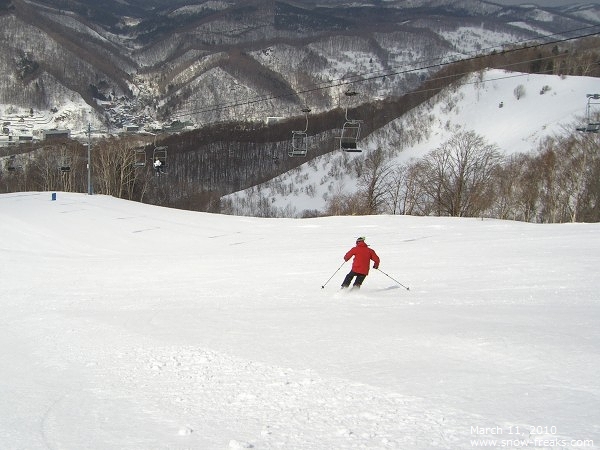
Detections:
153,158,162,175
341,237,380,289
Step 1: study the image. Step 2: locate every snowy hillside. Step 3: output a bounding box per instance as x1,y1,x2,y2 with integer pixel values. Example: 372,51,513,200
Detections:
377,69,599,159
226,70,600,216
2,0,599,138
1,192,598,449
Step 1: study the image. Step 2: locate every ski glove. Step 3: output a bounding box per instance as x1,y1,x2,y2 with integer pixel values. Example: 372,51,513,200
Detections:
373,264,379,269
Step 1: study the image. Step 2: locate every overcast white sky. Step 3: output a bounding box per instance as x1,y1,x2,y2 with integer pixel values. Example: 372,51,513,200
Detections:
491,0,600,5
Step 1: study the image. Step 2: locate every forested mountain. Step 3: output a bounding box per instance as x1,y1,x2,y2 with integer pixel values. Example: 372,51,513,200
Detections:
1,0,599,219
2,0,599,128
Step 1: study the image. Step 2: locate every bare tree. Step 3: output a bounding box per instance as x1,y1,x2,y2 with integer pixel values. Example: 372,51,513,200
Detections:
93,136,150,200
513,84,526,100
489,153,541,221
325,190,366,216
385,165,407,215
550,130,600,223
30,143,83,192
417,131,503,217
357,148,395,215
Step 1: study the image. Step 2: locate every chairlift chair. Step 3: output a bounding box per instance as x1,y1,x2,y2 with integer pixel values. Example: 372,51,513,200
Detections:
6,155,19,172
577,93,600,133
59,155,71,173
134,148,147,167
340,119,362,151
577,123,600,133
152,146,167,174
338,91,363,152
289,108,311,157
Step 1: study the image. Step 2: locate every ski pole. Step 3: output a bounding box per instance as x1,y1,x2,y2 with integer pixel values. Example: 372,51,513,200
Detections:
376,268,410,291
321,261,346,289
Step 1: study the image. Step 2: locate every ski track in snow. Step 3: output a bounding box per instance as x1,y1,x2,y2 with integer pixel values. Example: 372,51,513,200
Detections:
33,310,598,450
39,324,486,450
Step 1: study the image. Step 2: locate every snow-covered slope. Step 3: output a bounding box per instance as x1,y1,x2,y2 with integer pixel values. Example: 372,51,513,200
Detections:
378,69,599,158
226,70,600,216
1,192,599,449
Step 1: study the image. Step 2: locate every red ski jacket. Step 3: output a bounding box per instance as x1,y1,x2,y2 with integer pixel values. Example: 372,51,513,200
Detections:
344,241,380,275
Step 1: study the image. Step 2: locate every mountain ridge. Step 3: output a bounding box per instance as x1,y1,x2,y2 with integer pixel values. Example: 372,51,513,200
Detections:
2,0,599,134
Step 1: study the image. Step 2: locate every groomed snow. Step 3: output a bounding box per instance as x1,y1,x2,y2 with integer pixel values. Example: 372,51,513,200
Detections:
1,192,599,449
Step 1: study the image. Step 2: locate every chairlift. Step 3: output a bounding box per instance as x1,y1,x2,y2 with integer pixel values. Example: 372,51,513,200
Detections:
59,156,71,173
338,91,363,152
578,123,600,133
576,93,600,133
289,108,311,157
152,146,167,174
340,120,361,151
6,155,19,172
133,148,147,167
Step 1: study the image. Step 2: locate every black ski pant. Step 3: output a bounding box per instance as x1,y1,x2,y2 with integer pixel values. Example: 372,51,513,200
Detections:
341,271,367,288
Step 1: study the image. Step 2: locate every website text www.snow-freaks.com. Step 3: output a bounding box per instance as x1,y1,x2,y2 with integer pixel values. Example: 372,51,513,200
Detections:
470,437,595,448
469,425,595,448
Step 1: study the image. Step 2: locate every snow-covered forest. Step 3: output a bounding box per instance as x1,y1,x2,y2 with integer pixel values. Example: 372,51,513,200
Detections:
223,67,600,223
1,0,600,222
